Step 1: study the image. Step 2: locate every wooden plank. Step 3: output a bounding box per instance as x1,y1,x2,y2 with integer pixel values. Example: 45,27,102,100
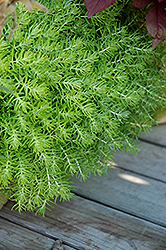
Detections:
139,124,166,147
1,198,166,250
0,217,54,250
58,246,75,250
61,246,75,250
72,167,166,227
53,241,75,250
60,246,75,250
63,247,75,250
111,141,166,182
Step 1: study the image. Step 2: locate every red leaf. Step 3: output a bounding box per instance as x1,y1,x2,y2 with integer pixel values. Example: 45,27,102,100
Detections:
146,2,166,48
84,0,116,18
152,38,163,48
132,0,153,8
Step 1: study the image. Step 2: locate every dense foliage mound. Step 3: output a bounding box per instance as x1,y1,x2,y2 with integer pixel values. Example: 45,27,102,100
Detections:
0,0,165,214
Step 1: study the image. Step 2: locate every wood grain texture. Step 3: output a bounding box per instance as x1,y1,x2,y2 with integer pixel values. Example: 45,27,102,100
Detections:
62,246,75,250
139,124,166,147
1,197,166,250
53,241,75,250
72,167,166,227
111,141,166,182
0,123,165,250
58,246,75,250
0,217,54,250
61,246,76,250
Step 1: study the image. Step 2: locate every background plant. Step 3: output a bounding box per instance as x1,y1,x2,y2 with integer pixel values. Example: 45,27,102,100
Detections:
1,0,166,48
84,0,166,48
0,0,165,214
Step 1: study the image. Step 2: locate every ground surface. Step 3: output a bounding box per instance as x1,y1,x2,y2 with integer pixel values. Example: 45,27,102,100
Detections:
0,124,166,250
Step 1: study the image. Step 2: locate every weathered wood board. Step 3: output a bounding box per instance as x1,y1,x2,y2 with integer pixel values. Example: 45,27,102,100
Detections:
62,247,75,250
53,241,75,250
111,141,166,182
60,246,75,250
58,246,75,250
139,124,166,147
72,167,166,227
1,197,166,250
0,217,54,250
0,125,165,250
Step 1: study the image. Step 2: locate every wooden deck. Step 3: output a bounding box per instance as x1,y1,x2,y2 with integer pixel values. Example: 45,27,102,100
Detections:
0,124,166,250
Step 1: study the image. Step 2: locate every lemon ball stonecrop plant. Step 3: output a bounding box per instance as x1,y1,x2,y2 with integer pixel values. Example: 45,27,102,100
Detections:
0,0,165,214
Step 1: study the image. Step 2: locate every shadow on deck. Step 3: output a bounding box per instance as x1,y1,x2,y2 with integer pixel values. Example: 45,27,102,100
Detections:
0,125,166,250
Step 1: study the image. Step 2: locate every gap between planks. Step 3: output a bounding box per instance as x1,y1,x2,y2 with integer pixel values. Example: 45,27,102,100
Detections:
138,124,166,148
1,196,166,250
72,165,166,228
110,141,166,183
0,124,165,250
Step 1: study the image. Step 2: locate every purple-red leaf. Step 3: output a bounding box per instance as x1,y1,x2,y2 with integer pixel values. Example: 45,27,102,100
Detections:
152,37,163,48
84,0,166,48
84,0,116,18
132,0,153,8
146,2,166,48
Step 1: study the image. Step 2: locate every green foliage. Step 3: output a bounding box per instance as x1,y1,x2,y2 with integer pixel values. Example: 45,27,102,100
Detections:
0,0,165,214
